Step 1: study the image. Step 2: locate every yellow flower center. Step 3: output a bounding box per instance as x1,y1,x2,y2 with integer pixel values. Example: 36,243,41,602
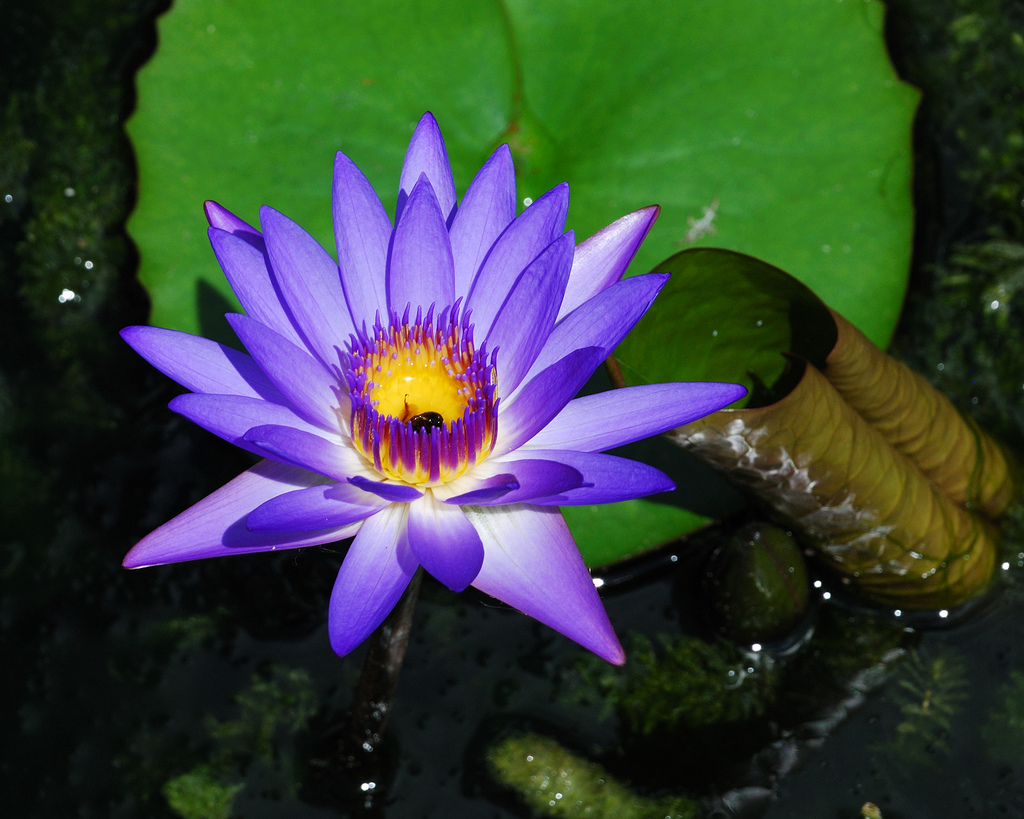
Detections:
344,307,498,486
367,325,472,426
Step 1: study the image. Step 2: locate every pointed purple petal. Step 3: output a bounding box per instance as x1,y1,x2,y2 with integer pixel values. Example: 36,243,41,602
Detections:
407,493,483,591
467,505,624,664
208,227,308,351
465,182,569,336
243,424,371,482
169,393,332,459
328,504,418,656
387,175,455,313
522,273,668,387
561,205,659,319
333,151,391,325
348,475,424,503
120,326,284,401
226,313,344,431
123,459,358,568
506,450,673,505
260,206,355,367
397,113,456,224
449,143,516,297
445,458,584,506
524,382,748,452
204,200,265,251
486,233,574,400
493,346,606,456
246,482,388,533
440,473,519,505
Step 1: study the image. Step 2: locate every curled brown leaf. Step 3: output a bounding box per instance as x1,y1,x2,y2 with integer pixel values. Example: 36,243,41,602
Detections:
826,310,1017,518
673,362,999,608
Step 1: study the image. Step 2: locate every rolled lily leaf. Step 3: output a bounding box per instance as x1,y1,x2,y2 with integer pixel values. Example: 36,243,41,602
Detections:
616,248,1018,608
676,361,998,608
825,310,1018,518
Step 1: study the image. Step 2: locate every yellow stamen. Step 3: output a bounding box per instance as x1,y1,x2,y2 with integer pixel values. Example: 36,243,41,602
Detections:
366,324,472,424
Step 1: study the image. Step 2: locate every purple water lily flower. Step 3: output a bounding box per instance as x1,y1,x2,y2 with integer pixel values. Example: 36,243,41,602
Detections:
122,113,745,664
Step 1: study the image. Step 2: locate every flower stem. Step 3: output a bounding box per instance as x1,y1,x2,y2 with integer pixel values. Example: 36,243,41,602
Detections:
605,354,627,390
340,568,423,767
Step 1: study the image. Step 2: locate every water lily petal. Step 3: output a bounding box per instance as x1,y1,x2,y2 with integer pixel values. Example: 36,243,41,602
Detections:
246,482,388,533
208,227,308,351
524,382,749,452
407,493,483,591
388,175,455,313
445,458,584,506
243,424,371,482
123,113,747,665
333,150,392,325
560,205,660,318
485,233,574,400
465,182,569,335
503,450,673,505
120,326,284,401
434,473,519,505
522,273,669,386
204,200,264,250
226,313,345,431
397,112,456,224
169,393,331,459
467,505,624,664
123,459,357,568
348,475,424,503
449,143,516,297
328,503,418,656
260,205,355,366
494,346,606,456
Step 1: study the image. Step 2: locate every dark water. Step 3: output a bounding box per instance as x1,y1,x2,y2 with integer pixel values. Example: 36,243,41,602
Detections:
2,1,1024,817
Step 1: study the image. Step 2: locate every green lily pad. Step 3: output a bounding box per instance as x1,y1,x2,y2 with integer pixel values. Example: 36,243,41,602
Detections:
562,501,709,570
127,0,918,567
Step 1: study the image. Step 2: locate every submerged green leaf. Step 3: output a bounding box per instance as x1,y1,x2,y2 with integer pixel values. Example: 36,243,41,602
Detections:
487,732,700,818
875,650,968,771
704,522,809,643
